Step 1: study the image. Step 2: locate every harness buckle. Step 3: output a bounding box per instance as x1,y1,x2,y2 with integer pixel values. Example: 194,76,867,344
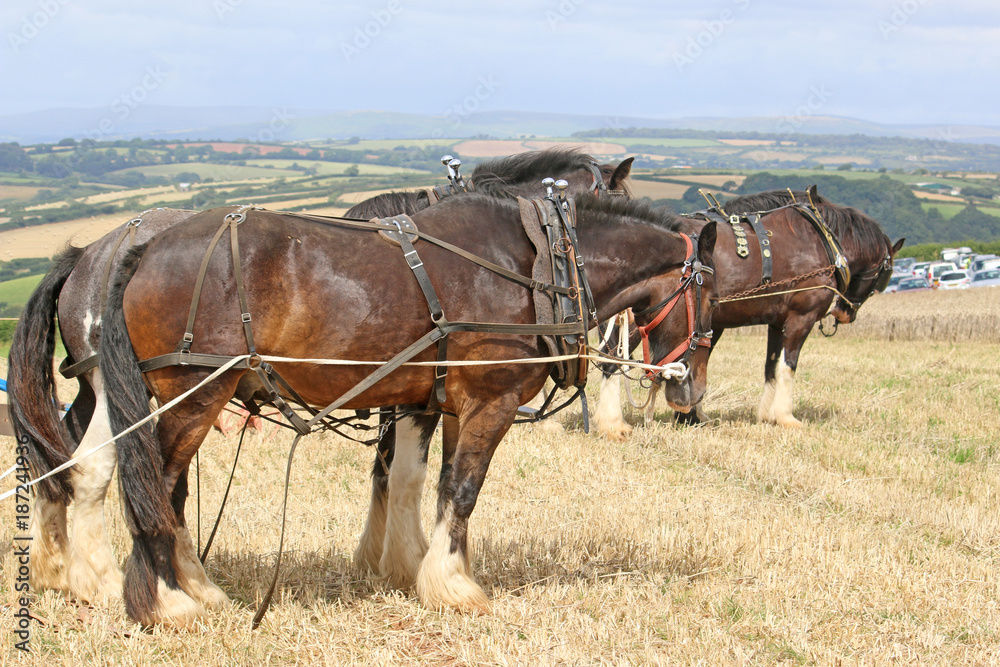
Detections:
241,312,252,323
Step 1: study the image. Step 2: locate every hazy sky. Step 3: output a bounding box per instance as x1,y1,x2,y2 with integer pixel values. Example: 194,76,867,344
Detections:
2,0,998,126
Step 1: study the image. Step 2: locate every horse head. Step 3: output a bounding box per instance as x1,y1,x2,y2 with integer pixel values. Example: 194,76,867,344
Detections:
632,221,718,410
470,149,633,200
831,236,905,323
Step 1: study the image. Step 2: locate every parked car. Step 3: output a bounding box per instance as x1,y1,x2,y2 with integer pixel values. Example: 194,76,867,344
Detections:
911,261,932,278
892,257,916,274
937,270,972,290
882,274,903,294
969,255,1000,273
971,269,1000,288
926,261,958,285
896,276,933,292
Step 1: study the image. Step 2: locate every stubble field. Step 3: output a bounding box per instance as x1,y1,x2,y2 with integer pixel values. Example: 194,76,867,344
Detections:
1,293,999,665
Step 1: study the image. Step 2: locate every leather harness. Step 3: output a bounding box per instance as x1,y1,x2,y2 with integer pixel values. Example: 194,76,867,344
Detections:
59,160,617,384
132,200,594,435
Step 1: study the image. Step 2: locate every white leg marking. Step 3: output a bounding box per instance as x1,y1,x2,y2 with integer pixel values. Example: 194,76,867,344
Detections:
379,417,429,589
770,352,801,427
416,506,488,612
594,373,632,441
28,495,70,593
173,525,229,609
66,374,123,603
354,471,388,573
757,378,777,423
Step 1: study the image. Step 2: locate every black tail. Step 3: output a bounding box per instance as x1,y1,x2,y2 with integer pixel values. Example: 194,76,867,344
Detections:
100,244,177,622
8,246,85,502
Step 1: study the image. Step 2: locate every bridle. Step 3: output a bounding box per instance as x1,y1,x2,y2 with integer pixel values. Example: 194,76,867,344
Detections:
586,161,627,197
838,248,893,315
632,233,715,377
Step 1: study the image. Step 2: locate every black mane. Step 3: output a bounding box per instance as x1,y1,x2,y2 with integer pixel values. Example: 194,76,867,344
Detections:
723,189,889,257
470,148,599,197
575,192,683,232
345,190,431,219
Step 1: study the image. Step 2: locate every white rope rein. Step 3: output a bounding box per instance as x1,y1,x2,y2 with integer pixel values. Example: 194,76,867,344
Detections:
1,347,686,500
0,355,248,502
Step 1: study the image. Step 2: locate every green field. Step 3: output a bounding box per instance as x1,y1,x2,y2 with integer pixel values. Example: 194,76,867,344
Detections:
920,201,1000,219
112,162,299,180
0,272,44,306
321,139,461,151
250,159,426,175
620,137,722,148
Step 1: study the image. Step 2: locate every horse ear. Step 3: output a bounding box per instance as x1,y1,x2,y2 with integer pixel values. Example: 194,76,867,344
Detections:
892,238,905,254
609,157,634,190
807,184,819,202
698,221,717,262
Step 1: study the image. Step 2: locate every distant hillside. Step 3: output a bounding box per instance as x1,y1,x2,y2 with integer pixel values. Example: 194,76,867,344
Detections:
3,106,999,147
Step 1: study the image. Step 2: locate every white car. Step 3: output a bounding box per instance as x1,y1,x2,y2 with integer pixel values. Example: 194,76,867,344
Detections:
971,269,1000,288
937,270,972,289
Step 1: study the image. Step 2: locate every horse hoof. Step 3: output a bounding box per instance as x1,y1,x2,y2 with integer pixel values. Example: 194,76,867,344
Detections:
777,416,803,428
68,563,123,605
598,422,632,442
151,581,207,629
673,411,702,426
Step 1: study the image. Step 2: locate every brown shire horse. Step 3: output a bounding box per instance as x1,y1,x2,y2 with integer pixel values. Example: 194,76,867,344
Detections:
594,189,903,438
98,193,716,626
9,148,632,606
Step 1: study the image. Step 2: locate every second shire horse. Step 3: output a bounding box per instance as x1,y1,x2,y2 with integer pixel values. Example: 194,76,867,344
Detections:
594,188,904,438
100,193,717,626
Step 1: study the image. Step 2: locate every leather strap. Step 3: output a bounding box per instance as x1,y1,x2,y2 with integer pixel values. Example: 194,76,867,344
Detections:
58,354,100,379
744,213,773,284
791,202,852,293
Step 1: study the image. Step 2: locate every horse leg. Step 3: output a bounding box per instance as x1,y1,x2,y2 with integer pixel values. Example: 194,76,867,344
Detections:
118,385,237,627
379,412,440,589
27,494,70,593
595,372,632,441
65,373,124,604
757,324,784,423
169,467,230,609
767,318,814,428
27,379,96,594
354,407,396,573
417,399,517,612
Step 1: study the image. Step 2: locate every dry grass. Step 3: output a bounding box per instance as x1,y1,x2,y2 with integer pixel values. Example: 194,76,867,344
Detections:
835,289,1000,343
1,328,998,664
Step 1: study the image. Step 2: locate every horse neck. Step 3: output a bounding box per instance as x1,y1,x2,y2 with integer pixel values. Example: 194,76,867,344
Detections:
578,220,688,316
834,220,888,273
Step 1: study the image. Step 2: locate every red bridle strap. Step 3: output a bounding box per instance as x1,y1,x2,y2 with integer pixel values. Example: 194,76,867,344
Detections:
635,234,712,372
